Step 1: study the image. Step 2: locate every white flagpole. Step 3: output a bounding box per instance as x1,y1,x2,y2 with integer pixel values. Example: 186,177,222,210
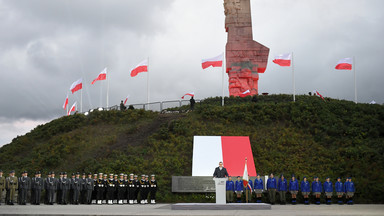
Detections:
222,52,225,107
106,68,109,110
292,52,295,102
147,57,150,110
353,56,357,104
81,89,83,113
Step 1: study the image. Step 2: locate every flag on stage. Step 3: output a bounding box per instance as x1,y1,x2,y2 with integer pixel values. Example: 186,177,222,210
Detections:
70,78,83,94
181,92,194,99
315,90,325,101
272,53,291,67
130,59,148,77
67,102,77,115
202,53,223,69
91,68,107,84
63,94,68,110
242,158,251,189
124,95,130,105
335,58,352,70
239,90,251,98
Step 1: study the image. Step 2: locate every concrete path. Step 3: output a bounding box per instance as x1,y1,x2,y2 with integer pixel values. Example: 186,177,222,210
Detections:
0,204,383,216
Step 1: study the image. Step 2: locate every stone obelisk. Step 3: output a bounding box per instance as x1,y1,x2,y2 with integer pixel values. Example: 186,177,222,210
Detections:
224,0,270,96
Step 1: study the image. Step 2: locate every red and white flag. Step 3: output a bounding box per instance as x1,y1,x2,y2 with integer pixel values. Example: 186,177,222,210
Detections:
335,58,352,70
63,94,68,110
181,92,195,99
242,158,252,190
91,68,107,84
316,90,325,101
130,59,148,77
67,102,77,115
272,53,291,67
202,53,223,69
70,78,83,94
239,90,251,97
124,95,130,105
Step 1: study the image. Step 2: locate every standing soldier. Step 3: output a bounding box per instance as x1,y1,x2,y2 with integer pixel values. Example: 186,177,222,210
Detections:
6,170,18,205
96,173,105,205
60,172,70,205
106,174,115,205
149,174,157,204
84,173,94,204
57,172,63,204
113,174,118,204
123,174,129,204
32,171,43,205
144,175,150,204
128,174,136,204
46,171,58,205
80,173,87,204
91,174,98,204
254,174,264,203
312,176,322,205
267,173,277,205
335,177,344,205
234,176,243,203
72,172,81,205
133,175,140,204
289,175,299,205
19,171,31,205
277,174,287,205
323,177,333,205
117,173,126,205
69,173,75,204
301,176,310,205
345,177,355,205
0,170,5,205
44,172,51,204
226,176,235,203
139,174,146,204
244,175,253,203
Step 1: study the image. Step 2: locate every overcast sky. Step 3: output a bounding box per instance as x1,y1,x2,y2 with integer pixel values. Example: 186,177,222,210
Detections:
0,0,383,146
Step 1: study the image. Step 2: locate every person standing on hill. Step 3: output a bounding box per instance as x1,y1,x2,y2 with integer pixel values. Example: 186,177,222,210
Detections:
312,176,322,205
345,177,355,205
254,174,264,203
323,177,333,205
289,175,299,205
335,177,344,205
235,176,243,203
120,100,126,111
301,176,310,204
190,97,195,110
277,174,287,205
226,176,235,203
267,173,277,205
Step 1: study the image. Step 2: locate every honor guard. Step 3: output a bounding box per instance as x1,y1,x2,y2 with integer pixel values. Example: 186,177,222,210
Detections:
312,176,322,205
123,174,128,204
149,174,157,204
267,173,277,205
335,177,344,204
133,174,140,204
60,172,70,205
323,177,333,205
80,173,87,204
44,172,51,204
301,176,310,204
113,174,118,204
96,173,105,205
46,171,57,205
117,173,125,204
234,176,243,203
57,172,63,204
6,170,18,205
345,177,355,205
254,174,264,203
226,176,235,203
91,173,98,204
102,174,108,204
31,171,43,205
69,173,75,204
85,173,94,204
72,172,81,204
289,175,299,205
277,174,287,205
139,174,146,204
0,170,5,205
144,175,150,204
106,174,115,205
127,174,135,204
19,171,31,205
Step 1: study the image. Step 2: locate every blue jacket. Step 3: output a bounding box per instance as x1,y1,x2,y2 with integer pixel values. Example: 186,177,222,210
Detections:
312,180,322,193
289,179,299,191
267,177,276,189
226,180,234,192
345,181,355,192
301,180,310,192
244,179,253,190
335,181,344,192
254,178,264,190
323,181,333,192
277,178,287,191
235,180,243,192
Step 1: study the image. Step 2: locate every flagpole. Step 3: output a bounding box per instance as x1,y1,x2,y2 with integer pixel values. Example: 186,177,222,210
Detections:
221,52,225,107
353,56,357,104
81,89,83,113
66,93,69,115
147,57,150,110
292,52,295,102
106,68,109,110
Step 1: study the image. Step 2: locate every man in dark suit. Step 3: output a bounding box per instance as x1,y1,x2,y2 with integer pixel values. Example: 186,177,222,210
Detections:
213,162,229,178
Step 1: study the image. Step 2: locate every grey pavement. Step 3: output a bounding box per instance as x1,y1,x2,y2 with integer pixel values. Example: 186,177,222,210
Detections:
0,204,383,216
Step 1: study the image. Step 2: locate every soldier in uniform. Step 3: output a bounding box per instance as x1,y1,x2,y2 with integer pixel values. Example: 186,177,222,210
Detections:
96,173,105,205
149,174,157,204
91,173,98,204
139,174,146,204
44,172,51,204
46,171,58,205
57,172,63,204
312,176,322,205
80,173,87,204
323,177,333,205
59,172,70,205
234,176,243,203
84,172,94,204
300,176,310,205
335,177,344,205
267,173,277,205
226,176,235,203
254,174,264,203
113,174,118,204
0,170,5,205
127,174,135,204
123,174,128,204
72,172,81,205
289,174,299,205
133,174,140,204
19,170,31,205
6,170,18,205
106,174,115,205
69,173,75,204
17,172,23,204
31,171,44,205
103,174,108,204
117,173,126,205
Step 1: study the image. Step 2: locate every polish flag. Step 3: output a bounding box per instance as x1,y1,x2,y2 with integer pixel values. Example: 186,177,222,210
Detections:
192,136,257,176
130,59,148,77
67,102,77,116
272,53,291,67
202,53,223,69
63,94,68,110
242,158,252,190
239,90,251,98
335,58,352,70
181,92,195,99
70,78,82,94
316,90,325,101
124,95,130,105
91,68,107,84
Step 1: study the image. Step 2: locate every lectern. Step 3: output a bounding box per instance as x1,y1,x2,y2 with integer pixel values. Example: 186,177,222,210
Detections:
213,177,228,204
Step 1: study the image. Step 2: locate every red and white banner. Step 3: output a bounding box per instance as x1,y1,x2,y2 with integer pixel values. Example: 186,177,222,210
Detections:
67,102,77,115
335,58,352,70
70,78,83,94
181,92,195,99
91,68,107,84
202,53,223,69
316,90,325,101
124,95,130,105
239,90,251,97
192,136,257,176
272,53,291,67
242,159,252,190
130,59,148,77
63,94,68,110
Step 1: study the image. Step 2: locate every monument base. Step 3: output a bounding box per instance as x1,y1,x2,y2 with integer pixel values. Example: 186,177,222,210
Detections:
171,203,271,210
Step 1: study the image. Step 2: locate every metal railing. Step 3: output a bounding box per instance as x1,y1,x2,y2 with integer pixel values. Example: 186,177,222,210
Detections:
105,99,201,112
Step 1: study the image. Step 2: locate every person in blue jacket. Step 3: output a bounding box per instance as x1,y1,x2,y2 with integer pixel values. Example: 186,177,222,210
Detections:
323,177,333,205
301,177,311,205
312,176,322,205
244,176,253,203
234,176,243,203
254,174,264,203
277,174,287,205
226,176,235,203
267,173,277,204
335,177,344,205
345,177,355,205
289,175,299,205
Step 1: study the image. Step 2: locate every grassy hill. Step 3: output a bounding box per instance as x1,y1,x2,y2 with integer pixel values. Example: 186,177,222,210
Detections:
0,95,383,203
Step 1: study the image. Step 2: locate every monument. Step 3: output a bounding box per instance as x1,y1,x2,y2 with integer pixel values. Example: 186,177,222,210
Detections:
224,0,270,96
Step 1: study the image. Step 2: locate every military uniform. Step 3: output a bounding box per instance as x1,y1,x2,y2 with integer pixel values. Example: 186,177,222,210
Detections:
6,170,18,205
80,173,87,204
46,171,58,205
123,174,129,204
57,172,64,204
71,173,81,204
127,174,136,204
133,175,140,204
69,174,75,204
102,174,108,204
149,175,158,204
117,174,126,204
139,175,146,204
59,173,70,205
31,171,44,205
95,173,105,205
113,174,118,204
106,174,115,205
84,173,94,204
19,171,31,205
91,174,98,204
0,170,5,205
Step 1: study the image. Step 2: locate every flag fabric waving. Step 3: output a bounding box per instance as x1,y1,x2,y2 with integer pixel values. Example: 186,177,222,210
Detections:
239,90,251,98
91,68,107,84
316,90,325,101
130,59,148,77
124,95,130,105
67,102,77,115
181,92,195,99
70,78,83,94
335,58,352,70
242,158,251,190
202,53,223,69
63,94,68,110
272,53,291,67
